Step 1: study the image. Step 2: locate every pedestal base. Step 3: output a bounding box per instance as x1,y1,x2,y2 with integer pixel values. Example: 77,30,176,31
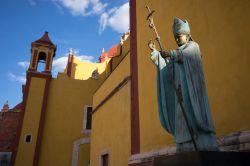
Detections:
153,151,250,166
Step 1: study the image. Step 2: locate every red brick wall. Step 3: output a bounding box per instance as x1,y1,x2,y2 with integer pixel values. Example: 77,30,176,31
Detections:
0,112,20,152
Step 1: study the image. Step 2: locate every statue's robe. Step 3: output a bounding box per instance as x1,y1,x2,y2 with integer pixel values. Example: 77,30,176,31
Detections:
151,41,218,151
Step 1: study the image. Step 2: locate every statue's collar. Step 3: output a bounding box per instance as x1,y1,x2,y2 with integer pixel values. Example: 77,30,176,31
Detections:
177,43,187,50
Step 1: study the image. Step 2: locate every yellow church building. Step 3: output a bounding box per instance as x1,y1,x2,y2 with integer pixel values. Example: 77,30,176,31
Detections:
11,31,106,166
7,0,250,166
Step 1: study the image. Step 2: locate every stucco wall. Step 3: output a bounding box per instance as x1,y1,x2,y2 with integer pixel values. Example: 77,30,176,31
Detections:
91,53,131,166
38,73,103,166
78,143,90,166
71,56,107,80
112,37,130,71
15,77,46,166
136,0,250,153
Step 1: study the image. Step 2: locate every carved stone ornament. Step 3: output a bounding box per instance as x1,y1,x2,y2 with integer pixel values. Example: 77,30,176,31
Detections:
91,69,99,80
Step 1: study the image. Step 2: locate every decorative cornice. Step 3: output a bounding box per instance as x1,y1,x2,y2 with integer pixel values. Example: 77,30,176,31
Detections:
26,71,52,79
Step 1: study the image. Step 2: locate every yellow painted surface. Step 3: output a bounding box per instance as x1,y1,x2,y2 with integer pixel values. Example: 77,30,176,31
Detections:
29,48,41,70
91,83,131,166
15,77,46,166
29,49,36,70
112,37,130,70
136,0,250,152
78,143,90,166
45,50,54,72
38,67,105,165
93,40,130,107
70,56,107,80
91,52,131,166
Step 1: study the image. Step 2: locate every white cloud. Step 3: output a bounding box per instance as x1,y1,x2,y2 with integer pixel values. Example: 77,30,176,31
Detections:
99,2,129,34
8,73,26,84
77,55,94,62
51,0,129,33
17,61,30,69
52,56,69,72
52,49,95,73
53,0,107,16
99,12,109,33
28,0,36,6
72,48,80,55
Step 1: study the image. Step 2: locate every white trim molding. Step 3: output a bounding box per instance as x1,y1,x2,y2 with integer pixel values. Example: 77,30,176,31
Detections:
24,134,32,144
71,138,90,166
99,149,111,166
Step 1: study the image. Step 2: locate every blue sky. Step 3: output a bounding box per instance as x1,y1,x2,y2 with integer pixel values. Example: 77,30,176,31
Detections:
0,0,129,108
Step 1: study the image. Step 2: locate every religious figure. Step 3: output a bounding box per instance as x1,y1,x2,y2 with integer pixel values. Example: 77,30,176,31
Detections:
148,17,218,152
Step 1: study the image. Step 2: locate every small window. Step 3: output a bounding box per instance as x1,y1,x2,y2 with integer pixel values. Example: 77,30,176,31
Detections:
25,134,32,143
101,154,109,166
83,106,92,134
86,107,92,130
0,153,11,166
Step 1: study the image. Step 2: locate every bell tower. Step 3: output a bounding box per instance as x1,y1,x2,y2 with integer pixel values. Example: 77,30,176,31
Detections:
12,32,56,166
29,31,56,73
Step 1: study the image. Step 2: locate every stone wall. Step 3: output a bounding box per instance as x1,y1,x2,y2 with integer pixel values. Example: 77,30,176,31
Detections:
128,130,250,165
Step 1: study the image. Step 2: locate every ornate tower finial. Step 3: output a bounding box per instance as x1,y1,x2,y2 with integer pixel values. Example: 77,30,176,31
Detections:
105,56,109,62
1,101,9,112
69,48,73,55
29,32,56,73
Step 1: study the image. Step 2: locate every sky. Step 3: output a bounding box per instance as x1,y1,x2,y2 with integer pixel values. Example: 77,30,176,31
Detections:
0,0,129,108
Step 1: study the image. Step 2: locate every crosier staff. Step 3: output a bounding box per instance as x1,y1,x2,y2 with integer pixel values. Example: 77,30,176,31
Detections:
146,6,163,51
146,5,198,151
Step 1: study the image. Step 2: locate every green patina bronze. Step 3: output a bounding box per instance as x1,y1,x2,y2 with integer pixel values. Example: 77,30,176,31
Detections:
150,18,218,152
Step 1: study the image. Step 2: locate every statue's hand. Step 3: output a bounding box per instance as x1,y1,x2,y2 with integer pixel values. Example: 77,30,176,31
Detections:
148,40,156,51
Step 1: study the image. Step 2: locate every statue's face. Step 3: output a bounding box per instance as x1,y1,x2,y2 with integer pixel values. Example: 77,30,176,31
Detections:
175,34,188,46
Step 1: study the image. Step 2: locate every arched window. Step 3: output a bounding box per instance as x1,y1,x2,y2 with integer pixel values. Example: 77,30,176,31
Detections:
36,51,47,72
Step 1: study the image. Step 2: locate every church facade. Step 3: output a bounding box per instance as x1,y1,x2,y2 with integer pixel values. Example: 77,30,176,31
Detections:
9,32,108,166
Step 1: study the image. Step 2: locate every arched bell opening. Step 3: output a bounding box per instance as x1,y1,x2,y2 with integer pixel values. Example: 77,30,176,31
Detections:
36,51,47,72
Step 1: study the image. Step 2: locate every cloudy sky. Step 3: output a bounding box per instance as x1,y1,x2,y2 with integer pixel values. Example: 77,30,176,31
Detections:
0,0,129,108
